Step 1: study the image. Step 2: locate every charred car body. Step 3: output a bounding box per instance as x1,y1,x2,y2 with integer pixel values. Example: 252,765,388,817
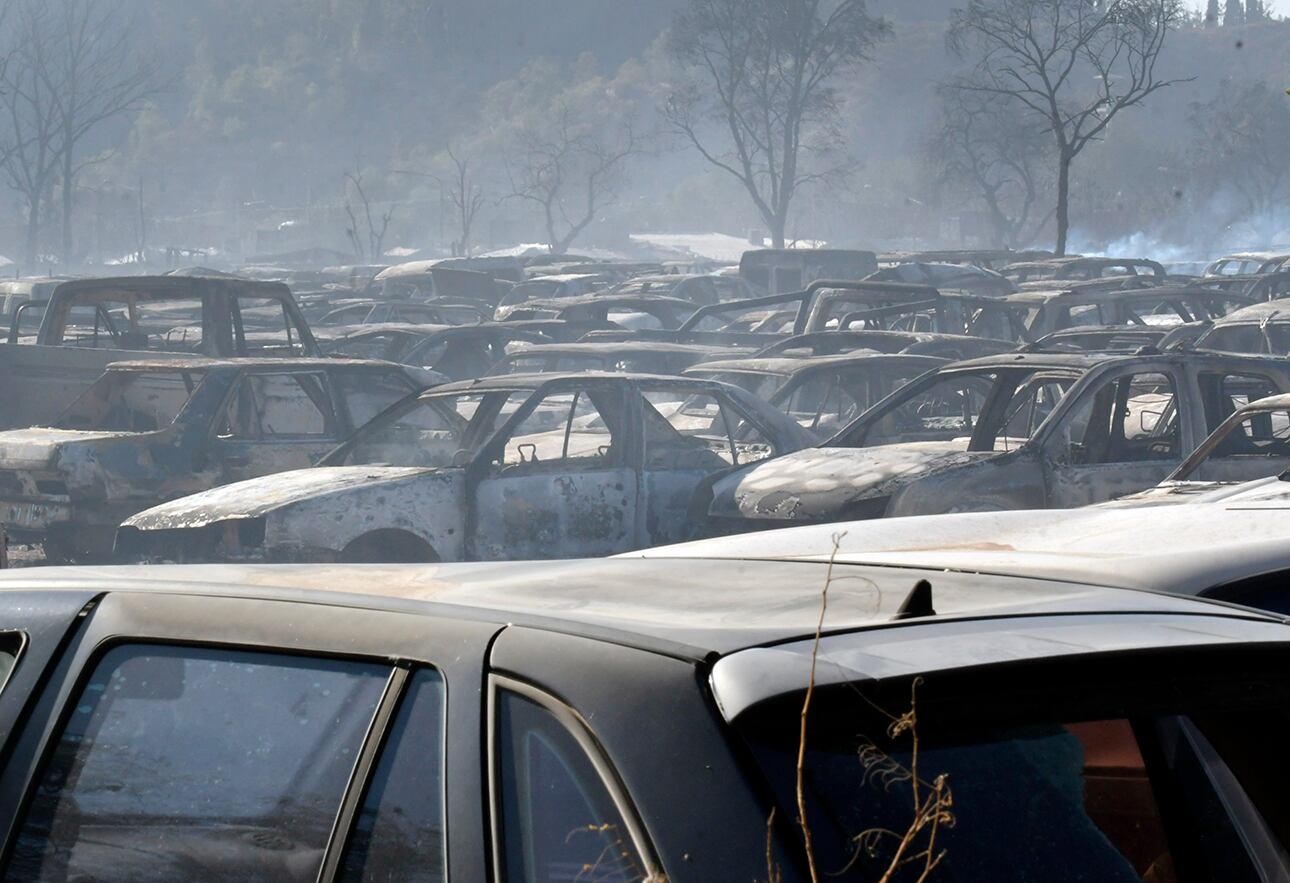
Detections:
0,358,433,561
116,373,813,563
686,352,946,441
701,350,1290,527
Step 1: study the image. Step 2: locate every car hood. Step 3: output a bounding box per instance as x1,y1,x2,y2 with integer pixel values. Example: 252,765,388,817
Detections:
0,428,139,471
709,441,994,521
124,466,444,529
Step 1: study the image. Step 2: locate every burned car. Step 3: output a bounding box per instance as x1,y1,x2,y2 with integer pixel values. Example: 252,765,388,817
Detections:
1106,392,1290,507
1194,301,1290,356
492,341,741,376
1203,250,1290,277
116,373,813,563
0,358,434,562
0,275,321,429
754,329,1016,360
701,350,1290,527
686,353,945,441
1004,285,1251,339
1001,256,1167,283
326,323,552,379
0,559,1286,880
494,292,699,330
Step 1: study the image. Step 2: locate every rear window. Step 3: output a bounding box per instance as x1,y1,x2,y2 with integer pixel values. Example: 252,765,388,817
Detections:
57,371,204,432
737,653,1290,882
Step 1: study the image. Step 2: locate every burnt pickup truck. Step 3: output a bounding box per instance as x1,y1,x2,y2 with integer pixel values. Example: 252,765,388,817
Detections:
0,276,319,429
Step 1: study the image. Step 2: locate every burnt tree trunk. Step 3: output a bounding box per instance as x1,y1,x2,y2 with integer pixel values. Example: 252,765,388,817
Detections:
1055,151,1072,257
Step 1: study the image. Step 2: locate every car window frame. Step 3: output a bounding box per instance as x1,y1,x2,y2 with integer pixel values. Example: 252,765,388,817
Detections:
487,674,662,883
210,369,343,443
0,591,497,882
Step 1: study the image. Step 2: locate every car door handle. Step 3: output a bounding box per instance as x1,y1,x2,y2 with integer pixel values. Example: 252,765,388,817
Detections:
224,455,250,467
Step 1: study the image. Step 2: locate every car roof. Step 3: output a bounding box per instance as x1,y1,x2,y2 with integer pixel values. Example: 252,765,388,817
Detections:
0,558,1268,661
948,349,1290,372
629,504,1290,601
504,341,733,358
422,370,740,395
688,352,940,376
1209,301,1290,324
104,357,405,372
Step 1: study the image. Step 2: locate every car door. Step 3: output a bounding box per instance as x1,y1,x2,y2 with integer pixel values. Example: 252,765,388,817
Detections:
209,371,347,483
470,383,642,559
1042,367,1189,507
1189,371,1290,483
636,382,778,546
0,590,497,881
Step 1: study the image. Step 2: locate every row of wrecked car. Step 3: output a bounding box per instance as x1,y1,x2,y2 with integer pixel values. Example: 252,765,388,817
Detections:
7,245,1290,566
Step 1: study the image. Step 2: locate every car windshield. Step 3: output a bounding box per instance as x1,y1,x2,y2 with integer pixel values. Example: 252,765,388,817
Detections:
56,370,206,432
835,366,1078,451
333,389,527,468
692,370,788,402
1199,323,1290,357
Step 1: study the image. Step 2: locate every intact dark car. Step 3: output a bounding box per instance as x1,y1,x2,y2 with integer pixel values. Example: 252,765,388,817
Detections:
0,560,1283,881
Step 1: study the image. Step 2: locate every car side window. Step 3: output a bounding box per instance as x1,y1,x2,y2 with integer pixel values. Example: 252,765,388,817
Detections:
216,372,338,439
641,389,772,466
232,296,309,355
341,669,446,883
495,687,650,883
1055,372,1180,465
499,390,625,468
336,370,420,429
7,644,390,882
1198,372,1280,434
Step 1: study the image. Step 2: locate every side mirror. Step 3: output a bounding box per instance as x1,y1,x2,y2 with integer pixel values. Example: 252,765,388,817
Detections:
518,443,537,464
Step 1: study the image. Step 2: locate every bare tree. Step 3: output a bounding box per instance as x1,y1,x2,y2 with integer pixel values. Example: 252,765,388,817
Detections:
446,144,485,256
948,0,1186,255
0,2,63,266
929,86,1053,248
343,170,393,262
47,0,160,265
665,0,890,249
1188,79,1290,219
0,0,156,267
506,105,639,254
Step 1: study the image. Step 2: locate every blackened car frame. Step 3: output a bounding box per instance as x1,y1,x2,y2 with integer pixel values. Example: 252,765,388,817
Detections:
0,357,435,562
115,372,814,564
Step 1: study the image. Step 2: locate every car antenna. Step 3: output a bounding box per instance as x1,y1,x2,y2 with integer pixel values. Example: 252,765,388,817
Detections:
894,579,936,620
